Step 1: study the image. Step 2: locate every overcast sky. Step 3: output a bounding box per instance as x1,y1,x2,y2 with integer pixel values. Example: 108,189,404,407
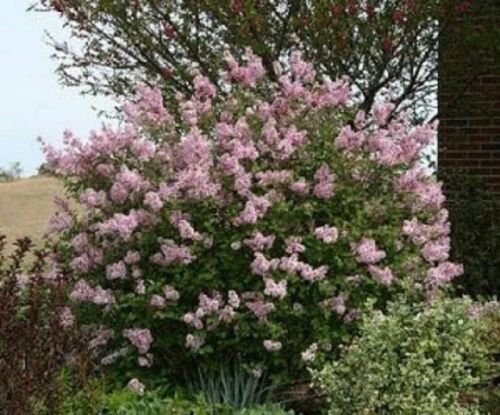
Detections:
0,1,112,175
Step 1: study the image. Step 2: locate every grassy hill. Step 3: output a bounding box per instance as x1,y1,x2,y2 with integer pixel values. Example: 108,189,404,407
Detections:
0,176,65,249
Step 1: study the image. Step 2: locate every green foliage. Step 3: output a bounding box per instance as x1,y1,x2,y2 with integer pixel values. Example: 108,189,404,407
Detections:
442,172,500,298
312,296,497,415
52,376,226,415
235,404,294,415
186,361,272,410
45,368,291,415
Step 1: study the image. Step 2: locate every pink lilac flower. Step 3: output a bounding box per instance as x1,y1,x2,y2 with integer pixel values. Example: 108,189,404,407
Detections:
331,293,347,315
183,312,204,330
246,300,275,321
426,261,464,286
150,294,166,308
198,293,221,314
289,177,310,194
413,181,446,211
233,195,273,226
228,290,241,308
100,347,129,366
132,265,143,278
176,219,203,241
124,85,169,124
313,164,335,199
264,278,287,299
92,286,115,306
126,378,145,395
224,48,265,88
250,253,280,276
335,125,365,151
59,306,75,329
106,261,127,280
394,166,426,193
275,127,307,159
70,279,95,302
71,254,92,273
262,118,279,146
263,340,282,352
96,163,115,177
155,240,195,265
185,334,205,351
193,74,216,100
218,305,236,323
163,285,180,301
71,233,89,253
89,327,114,350
231,241,242,250
124,250,141,265
244,232,275,251
401,218,428,245
368,265,394,285
279,253,303,274
421,237,450,263
255,170,293,187
355,238,386,264
138,354,154,368
47,212,73,233
299,264,329,282
116,166,148,193
290,50,315,83
131,140,155,161
344,308,360,323
301,343,318,363
123,328,153,354
372,102,395,125
285,236,306,254
135,280,145,295
314,225,339,244
80,188,107,208
110,182,129,204
98,212,139,241
144,191,163,212
354,110,366,129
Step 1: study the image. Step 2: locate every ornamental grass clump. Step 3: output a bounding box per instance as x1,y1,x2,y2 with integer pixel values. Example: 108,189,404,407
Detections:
41,49,461,387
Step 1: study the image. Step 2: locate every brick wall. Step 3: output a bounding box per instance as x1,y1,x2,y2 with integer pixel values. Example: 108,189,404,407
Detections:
438,0,500,196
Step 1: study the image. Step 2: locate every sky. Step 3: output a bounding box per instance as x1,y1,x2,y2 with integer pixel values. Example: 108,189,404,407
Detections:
0,1,112,176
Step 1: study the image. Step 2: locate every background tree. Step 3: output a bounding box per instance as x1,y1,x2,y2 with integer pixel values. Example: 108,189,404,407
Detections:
0,162,23,182
33,0,497,122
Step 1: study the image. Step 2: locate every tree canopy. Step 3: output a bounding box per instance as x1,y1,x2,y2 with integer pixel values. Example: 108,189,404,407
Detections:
34,0,497,121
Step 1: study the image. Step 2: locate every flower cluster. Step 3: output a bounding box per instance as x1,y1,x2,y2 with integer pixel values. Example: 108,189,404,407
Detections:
42,49,461,383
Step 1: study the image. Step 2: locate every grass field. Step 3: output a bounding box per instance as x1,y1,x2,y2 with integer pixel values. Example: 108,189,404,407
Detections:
0,176,65,249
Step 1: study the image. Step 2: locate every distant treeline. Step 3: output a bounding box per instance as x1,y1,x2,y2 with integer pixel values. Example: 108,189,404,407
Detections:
0,162,23,182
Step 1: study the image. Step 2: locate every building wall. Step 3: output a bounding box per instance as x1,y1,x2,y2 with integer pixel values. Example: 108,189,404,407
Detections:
438,0,500,195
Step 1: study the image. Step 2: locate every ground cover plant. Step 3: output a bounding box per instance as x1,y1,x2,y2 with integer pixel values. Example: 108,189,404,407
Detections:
40,49,465,404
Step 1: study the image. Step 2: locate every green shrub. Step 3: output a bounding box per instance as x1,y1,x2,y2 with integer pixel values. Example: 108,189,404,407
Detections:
312,296,496,415
43,49,461,391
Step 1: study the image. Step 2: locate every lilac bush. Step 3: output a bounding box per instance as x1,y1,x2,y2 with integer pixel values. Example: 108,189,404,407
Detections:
41,49,461,384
